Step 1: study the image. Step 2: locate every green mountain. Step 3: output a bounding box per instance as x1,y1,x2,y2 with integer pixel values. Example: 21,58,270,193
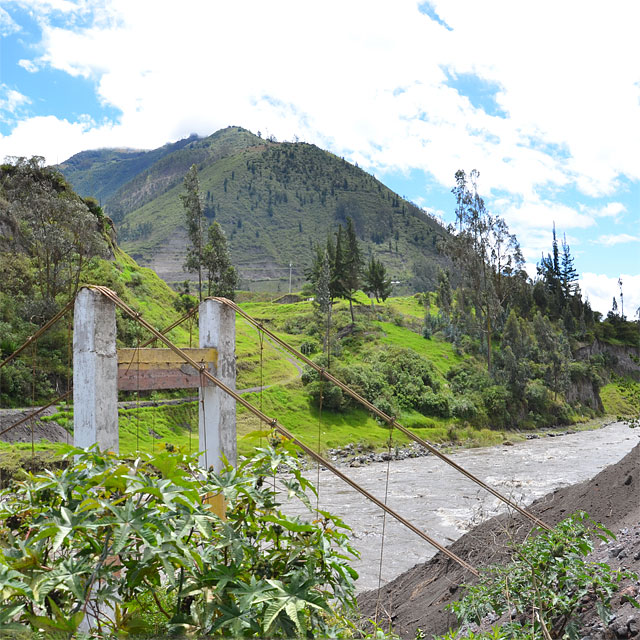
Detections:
59,127,451,292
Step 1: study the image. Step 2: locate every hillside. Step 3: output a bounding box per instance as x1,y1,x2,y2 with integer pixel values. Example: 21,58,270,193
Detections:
59,127,452,292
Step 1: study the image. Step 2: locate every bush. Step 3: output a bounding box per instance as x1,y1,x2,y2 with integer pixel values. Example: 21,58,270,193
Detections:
444,513,637,640
481,385,511,428
0,444,358,637
450,395,479,421
419,389,451,418
299,339,319,355
524,378,551,414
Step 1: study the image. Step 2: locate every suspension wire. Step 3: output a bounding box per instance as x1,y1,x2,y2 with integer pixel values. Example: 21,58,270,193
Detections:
214,296,550,532
375,424,395,623
316,378,324,513
0,300,75,371
88,286,479,576
135,327,141,454
31,340,36,459
199,369,208,470
258,328,265,448
140,306,199,350
66,309,72,445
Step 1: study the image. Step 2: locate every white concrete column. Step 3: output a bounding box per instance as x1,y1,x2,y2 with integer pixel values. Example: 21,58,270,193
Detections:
199,298,236,472
73,287,119,453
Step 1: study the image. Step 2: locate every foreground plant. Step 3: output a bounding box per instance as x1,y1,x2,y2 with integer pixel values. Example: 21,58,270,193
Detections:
0,439,358,638
441,512,638,640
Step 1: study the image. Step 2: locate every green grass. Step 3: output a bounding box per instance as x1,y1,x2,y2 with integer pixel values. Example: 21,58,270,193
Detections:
375,321,461,376
600,379,640,417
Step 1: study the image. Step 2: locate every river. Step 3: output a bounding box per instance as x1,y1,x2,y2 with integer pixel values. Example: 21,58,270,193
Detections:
279,421,638,593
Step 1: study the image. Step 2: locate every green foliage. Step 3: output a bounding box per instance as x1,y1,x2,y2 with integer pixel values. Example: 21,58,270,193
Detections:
65,128,450,294
444,512,638,640
0,443,358,637
364,256,393,303
202,222,238,299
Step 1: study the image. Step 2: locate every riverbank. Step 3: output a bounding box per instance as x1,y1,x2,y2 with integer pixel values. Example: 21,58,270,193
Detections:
357,435,640,639
281,420,639,594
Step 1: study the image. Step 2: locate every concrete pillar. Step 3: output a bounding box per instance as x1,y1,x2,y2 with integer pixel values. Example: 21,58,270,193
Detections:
73,287,118,453
199,298,236,471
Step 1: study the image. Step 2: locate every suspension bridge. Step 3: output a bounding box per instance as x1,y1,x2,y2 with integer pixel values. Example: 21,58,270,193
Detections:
0,285,552,596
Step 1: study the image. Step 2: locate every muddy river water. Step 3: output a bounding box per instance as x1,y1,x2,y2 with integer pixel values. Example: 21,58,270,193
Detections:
280,422,638,593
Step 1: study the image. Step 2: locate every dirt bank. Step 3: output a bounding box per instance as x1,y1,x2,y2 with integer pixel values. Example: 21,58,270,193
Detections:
0,406,70,444
358,440,640,638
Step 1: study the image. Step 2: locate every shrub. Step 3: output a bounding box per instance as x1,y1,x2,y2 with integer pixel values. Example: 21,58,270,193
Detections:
445,512,638,640
481,385,511,428
451,396,479,421
0,443,358,637
419,389,451,418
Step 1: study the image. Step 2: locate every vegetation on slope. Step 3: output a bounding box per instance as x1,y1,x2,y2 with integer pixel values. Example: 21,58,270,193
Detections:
59,126,452,291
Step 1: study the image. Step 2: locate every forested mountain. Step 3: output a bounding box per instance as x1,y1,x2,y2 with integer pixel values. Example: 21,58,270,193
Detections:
58,127,451,291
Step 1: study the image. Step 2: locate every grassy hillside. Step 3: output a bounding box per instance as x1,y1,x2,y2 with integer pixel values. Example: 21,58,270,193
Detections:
59,127,452,292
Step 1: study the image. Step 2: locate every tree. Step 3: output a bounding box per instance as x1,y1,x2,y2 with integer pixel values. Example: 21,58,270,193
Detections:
343,217,363,323
314,249,333,358
181,164,205,300
1,156,108,317
560,234,579,300
202,222,238,299
363,256,392,303
447,170,508,373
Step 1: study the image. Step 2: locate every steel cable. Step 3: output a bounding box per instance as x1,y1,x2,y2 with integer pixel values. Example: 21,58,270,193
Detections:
88,285,480,576
213,296,551,532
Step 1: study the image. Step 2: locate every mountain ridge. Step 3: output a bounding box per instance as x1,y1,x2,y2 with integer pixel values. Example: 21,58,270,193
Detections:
58,127,452,292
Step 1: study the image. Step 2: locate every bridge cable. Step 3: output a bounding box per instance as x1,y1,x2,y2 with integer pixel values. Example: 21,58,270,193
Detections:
214,297,551,532
375,424,394,623
0,300,75,371
0,304,198,444
88,286,480,577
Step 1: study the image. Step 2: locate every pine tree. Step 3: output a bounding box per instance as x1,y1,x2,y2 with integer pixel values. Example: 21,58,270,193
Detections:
364,257,392,303
560,234,578,300
331,226,348,302
343,218,363,322
202,222,238,299
314,249,332,356
181,164,205,300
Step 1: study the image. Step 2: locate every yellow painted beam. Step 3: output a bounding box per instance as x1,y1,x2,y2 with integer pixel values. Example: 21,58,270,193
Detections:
117,348,217,370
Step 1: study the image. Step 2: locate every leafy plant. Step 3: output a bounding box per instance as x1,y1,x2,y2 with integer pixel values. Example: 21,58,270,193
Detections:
0,440,358,637
443,512,638,640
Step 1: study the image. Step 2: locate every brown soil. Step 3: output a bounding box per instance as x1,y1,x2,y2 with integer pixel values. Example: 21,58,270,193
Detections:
358,441,640,639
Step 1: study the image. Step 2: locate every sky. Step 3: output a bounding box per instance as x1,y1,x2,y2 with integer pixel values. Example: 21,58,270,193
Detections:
0,0,638,317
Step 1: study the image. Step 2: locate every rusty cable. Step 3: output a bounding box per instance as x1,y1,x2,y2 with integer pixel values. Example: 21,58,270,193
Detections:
0,300,75,371
212,296,551,532
88,285,480,577
0,390,72,439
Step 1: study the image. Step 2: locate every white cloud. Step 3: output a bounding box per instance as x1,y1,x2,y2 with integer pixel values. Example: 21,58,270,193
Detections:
0,85,31,118
592,202,628,219
18,59,39,73
0,6,20,36
596,234,640,247
580,273,640,318
2,0,637,198
0,0,638,286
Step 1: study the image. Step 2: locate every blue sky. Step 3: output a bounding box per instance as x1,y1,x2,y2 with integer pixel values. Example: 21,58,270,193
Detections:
1,0,638,316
